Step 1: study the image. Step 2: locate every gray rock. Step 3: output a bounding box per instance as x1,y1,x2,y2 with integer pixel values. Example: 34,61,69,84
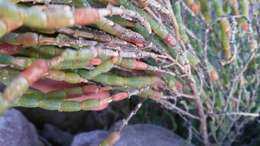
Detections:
0,109,42,146
72,123,193,146
72,130,108,146
40,124,73,146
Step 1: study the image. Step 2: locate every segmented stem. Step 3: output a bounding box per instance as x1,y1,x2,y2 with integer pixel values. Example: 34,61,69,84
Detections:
198,0,211,23
1,32,95,48
79,72,161,89
13,93,108,112
239,0,249,31
116,0,177,48
46,70,88,84
0,1,149,38
212,0,233,61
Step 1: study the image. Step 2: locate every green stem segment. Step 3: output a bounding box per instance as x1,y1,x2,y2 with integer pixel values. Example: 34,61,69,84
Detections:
198,0,211,23
212,0,232,61
116,0,177,48
13,93,105,112
0,60,50,113
79,72,161,89
174,1,189,43
239,0,249,31
80,1,146,47
78,59,115,80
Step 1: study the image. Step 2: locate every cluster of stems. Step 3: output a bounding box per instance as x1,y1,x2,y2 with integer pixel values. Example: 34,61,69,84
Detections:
0,0,259,146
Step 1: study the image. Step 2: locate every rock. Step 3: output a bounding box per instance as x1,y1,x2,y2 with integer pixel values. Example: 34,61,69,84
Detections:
72,123,193,146
0,109,42,146
40,124,73,146
72,130,108,146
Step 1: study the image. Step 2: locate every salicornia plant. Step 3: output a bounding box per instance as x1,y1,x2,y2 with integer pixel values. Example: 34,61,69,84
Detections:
0,0,259,145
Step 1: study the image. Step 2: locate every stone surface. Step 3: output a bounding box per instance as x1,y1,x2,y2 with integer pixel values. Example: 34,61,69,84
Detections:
0,109,42,146
72,123,193,146
40,124,73,146
72,130,108,146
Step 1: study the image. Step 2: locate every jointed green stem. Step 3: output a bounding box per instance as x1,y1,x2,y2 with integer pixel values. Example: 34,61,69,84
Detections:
174,1,189,43
116,0,177,48
1,32,95,48
79,59,115,80
212,0,232,61
239,0,249,31
13,93,104,112
79,72,161,89
198,0,211,23
46,70,87,83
